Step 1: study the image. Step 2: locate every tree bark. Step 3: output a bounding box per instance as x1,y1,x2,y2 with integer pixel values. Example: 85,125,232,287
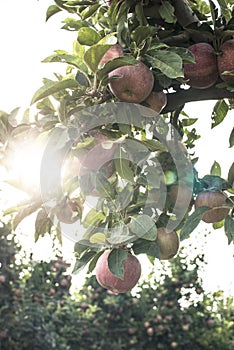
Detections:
162,86,234,113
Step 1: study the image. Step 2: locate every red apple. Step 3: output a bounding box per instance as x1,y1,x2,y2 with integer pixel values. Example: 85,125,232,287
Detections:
156,227,180,260
183,43,218,89
217,39,234,82
109,61,154,103
95,250,141,293
79,131,116,173
99,44,124,67
168,184,193,212
144,91,167,113
194,191,229,223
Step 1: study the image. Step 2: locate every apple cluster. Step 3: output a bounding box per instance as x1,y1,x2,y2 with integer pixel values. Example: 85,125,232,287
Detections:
184,40,234,89
99,44,167,113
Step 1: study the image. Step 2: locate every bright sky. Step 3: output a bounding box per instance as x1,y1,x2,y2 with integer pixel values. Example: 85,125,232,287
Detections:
0,1,233,295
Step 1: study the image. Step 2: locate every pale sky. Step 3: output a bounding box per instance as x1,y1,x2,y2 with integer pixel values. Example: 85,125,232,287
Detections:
0,1,233,295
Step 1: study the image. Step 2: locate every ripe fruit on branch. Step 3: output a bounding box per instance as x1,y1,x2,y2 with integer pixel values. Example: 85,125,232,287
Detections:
109,61,154,103
144,91,167,113
95,250,141,293
217,39,234,82
99,44,123,67
194,191,229,223
168,184,193,212
183,43,218,89
156,227,180,260
80,131,116,173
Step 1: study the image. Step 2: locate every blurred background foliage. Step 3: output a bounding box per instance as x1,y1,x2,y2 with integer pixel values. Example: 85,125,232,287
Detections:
0,221,233,350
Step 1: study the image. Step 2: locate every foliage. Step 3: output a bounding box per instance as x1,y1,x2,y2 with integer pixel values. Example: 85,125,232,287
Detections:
0,0,234,281
0,222,233,350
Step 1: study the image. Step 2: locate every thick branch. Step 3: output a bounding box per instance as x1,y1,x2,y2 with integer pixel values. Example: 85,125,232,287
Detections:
162,86,234,113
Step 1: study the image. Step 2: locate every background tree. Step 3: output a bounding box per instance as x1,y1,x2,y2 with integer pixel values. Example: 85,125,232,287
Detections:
0,221,233,349
0,0,233,291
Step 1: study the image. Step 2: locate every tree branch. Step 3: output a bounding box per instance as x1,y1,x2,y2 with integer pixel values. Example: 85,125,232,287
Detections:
162,86,234,113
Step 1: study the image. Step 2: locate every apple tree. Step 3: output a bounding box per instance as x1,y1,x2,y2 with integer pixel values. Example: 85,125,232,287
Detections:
0,0,234,292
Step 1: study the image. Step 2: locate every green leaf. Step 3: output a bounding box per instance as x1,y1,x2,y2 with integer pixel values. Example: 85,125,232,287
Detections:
107,222,135,245
216,0,232,22
88,250,105,273
73,250,97,274
114,157,135,183
180,206,210,240
31,79,79,104
131,26,157,46
132,238,160,258
84,44,116,73
46,5,62,21
228,162,234,188
81,3,100,20
43,53,86,70
210,161,221,177
98,56,137,81
211,99,229,128
82,208,106,229
95,173,116,199
224,215,234,244
108,248,128,279
159,1,176,23
10,201,42,230
145,52,183,79
77,27,101,46
130,215,157,241
229,128,234,148
89,232,106,244
35,208,52,242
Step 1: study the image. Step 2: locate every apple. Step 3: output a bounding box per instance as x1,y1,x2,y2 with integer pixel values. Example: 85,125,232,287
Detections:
195,191,229,223
217,39,234,82
0,275,6,283
144,91,167,113
99,44,123,67
79,131,116,174
183,43,218,89
168,184,193,212
147,327,154,336
109,61,154,103
156,227,180,260
95,250,141,293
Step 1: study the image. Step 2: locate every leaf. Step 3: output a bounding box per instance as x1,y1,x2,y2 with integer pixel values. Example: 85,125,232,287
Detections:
114,157,135,183
80,3,100,20
228,162,234,188
180,206,210,240
84,44,116,73
46,5,62,21
132,239,160,258
210,161,221,177
82,208,105,229
11,201,42,230
88,250,105,273
108,248,128,279
89,232,106,244
145,51,184,79
107,223,135,245
159,1,176,23
31,79,79,104
224,215,234,244
35,208,52,242
216,0,232,22
130,215,157,241
98,56,137,81
211,99,229,128
229,128,234,148
72,250,97,274
77,27,101,46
